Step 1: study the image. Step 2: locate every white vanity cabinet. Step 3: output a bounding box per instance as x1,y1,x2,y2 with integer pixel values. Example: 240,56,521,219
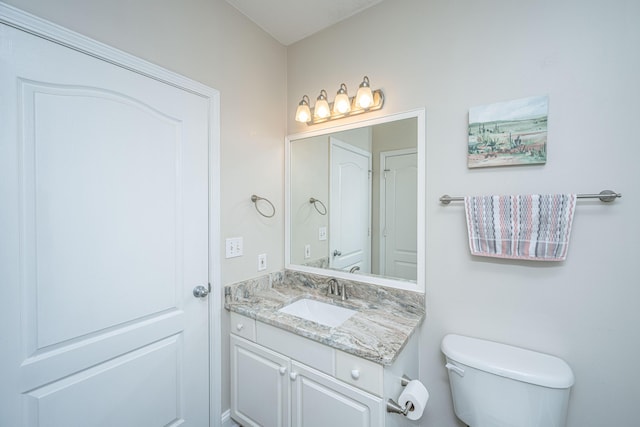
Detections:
229,312,418,427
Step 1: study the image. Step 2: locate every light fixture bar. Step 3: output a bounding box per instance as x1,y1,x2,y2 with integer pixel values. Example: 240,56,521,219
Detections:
305,89,384,125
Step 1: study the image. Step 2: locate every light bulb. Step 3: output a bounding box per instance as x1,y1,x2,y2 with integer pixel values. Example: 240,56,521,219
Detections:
295,95,311,123
296,105,310,122
355,76,374,109
333,83,351,114
314,90,330,119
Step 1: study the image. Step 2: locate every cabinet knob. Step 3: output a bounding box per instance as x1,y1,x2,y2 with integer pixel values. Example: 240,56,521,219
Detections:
279,366,287,375
351,369,360,380
289,372,298,381
236,323,244,331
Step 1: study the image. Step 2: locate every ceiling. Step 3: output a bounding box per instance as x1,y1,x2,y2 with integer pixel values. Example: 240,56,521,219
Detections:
225,0,385,46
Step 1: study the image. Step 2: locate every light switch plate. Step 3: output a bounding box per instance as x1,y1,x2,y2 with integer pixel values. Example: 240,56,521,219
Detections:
304,244,311,259
258,253,267,271
225,237,243,258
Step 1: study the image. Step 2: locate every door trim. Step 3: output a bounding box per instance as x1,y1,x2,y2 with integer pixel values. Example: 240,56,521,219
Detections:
0,3,222,425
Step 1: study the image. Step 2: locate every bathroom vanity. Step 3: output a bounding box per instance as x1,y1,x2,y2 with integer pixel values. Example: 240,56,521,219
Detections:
229,109,427,426
226,271,425,427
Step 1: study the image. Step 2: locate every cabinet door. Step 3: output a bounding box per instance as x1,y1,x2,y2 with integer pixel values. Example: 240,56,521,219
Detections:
291,361,384,427
231,335,290,427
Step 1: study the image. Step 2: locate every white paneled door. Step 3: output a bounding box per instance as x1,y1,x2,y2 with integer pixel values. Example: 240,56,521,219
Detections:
380,150,418,281
329,138,372,273
0,19,211,427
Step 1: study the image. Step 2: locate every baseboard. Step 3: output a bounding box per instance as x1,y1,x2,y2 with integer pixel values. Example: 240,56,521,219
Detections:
221,409,239,427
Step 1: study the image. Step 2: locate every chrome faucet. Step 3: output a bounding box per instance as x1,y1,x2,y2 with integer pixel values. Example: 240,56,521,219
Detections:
349,266,360,273
326,278,348,300
326,278,338,296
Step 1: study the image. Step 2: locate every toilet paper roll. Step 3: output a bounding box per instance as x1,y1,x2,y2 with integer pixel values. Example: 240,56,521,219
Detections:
398,380,429,421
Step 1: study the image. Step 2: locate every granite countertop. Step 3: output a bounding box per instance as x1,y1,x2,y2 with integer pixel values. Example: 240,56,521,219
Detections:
224,270,425,366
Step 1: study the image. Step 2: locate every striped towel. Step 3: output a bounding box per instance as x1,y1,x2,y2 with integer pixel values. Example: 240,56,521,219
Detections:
464,194,577,261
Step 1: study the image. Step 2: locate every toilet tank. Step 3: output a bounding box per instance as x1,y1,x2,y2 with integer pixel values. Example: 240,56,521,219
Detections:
441,334,574,427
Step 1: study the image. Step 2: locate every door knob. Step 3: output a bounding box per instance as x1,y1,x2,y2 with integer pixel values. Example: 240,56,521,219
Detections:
193,284,210,298
333,250,342,257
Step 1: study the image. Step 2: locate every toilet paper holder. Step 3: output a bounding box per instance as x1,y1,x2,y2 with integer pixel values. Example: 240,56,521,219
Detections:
386,375,415,416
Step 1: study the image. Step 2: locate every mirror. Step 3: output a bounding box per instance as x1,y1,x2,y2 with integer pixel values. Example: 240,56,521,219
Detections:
285,110,425,292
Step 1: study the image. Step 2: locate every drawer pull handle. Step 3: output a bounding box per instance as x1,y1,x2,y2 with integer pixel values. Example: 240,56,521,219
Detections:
279,366,287,375
351,369,360,380
289,372,298,381
236,323,244,331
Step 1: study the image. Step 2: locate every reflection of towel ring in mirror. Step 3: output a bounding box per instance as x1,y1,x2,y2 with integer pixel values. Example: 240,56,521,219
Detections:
309,197,327,215
251,195,276,218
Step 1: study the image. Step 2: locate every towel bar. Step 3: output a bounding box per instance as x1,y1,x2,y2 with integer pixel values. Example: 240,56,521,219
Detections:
251,194,276,217
439,190,621,205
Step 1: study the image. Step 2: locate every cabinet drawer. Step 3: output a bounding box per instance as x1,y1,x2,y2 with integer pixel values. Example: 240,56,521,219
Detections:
335,350,384,396
230,312,256,341
256,322,334,375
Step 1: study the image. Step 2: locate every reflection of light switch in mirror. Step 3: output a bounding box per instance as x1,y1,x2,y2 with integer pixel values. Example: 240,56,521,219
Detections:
318,227,327,241
304,244,311,259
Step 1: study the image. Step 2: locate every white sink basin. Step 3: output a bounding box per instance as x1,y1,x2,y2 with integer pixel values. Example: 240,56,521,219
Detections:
278,298,356,328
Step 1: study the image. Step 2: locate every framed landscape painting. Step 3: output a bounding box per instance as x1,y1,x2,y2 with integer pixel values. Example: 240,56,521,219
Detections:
468,95,548,168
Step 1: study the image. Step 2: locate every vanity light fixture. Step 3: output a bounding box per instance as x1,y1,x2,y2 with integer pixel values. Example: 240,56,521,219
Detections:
295,75,384,125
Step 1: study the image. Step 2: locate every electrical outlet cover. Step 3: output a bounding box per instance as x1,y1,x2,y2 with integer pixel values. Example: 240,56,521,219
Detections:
258,253,267,271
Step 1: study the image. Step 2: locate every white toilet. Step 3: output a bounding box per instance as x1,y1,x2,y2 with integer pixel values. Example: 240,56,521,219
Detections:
441,334,574,427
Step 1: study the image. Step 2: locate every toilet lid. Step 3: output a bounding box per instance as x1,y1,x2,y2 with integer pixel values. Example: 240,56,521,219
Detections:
441,334,574,389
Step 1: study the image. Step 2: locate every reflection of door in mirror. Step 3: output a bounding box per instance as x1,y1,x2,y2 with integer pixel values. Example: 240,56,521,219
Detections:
380,149,417,281
329,138,372,273
287,112,424,291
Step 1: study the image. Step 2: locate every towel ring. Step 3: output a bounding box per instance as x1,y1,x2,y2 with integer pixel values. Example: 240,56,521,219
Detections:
251,195,275,218
309,197,327,215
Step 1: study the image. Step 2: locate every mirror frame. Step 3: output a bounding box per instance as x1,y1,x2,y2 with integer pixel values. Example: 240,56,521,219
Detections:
285,108,426,293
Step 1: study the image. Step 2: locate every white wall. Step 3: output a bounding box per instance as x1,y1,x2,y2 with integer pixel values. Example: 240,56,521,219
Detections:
4,0,287,414
288,0,640,426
